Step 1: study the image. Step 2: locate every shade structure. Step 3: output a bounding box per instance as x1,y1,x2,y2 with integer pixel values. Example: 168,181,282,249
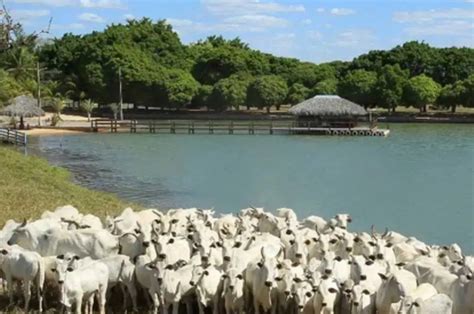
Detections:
289,95,367,117
1,95,44,117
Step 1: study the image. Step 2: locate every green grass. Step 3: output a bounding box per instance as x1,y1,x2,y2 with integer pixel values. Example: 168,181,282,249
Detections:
0,145,137,224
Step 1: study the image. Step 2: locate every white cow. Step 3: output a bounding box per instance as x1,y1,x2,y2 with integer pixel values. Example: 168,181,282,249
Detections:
312,276,340,313
222,268,245,314
0,246,45,312
376,269,417,314
397,283,438,314
53,259,109,314
190,265,222,314
404,293,453,314
159,263,195,314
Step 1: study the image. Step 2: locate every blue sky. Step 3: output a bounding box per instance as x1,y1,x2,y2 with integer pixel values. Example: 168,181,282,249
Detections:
5,0,474,62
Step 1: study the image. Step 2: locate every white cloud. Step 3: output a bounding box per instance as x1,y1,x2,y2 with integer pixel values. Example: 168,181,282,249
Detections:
124,14,135,20
330,8,355,16
79,12,105,23
404,20,473,36
9,0,124,8
393,8,473,23
302,19,312,25
202,0,304,16
316,8,325,13
308,30,322,40
331,29,375,47
167,14,288,34
10,9,50,20
51,22,85,30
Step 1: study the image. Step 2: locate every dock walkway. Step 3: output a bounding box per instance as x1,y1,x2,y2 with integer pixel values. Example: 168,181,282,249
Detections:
91,120,390,136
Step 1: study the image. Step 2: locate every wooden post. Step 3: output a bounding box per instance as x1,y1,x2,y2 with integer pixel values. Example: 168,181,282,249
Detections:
118,67,124,121
171,121,175,134
270,120,273,135
229,121,233,134
191,121,194,134
209,121,213,134
37,62,42,127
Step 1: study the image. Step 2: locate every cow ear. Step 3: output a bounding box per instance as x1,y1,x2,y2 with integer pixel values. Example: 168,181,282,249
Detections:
354,237,360,243
221,274,228,279
329,239,337,244
362,289,370,295
203,270,209,276
146,263,157,269
171,232,177,237
276,263,283,269
0,249,8,255
165,265,174,270
275,277,282,281
187,235,193,240
57,254,64,260
289,240,295,245
365,260,374,266
168,238,175,244
378,273,388,280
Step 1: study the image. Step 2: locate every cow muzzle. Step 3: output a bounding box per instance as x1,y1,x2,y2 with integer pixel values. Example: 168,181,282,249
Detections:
264,281,272,287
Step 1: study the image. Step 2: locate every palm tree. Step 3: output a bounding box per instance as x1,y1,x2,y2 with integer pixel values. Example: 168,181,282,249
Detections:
81,99,97,121
50,97,66,126
4,46,36,80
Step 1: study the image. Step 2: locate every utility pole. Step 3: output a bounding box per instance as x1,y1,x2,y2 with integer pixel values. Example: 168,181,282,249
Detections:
118,67,124,121
37,61,41,126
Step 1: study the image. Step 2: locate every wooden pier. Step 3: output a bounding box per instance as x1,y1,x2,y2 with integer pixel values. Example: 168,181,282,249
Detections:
91,119,390,137
0,128,28,145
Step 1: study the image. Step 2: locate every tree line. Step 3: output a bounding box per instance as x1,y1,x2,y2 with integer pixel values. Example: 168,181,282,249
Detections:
0,18,473,114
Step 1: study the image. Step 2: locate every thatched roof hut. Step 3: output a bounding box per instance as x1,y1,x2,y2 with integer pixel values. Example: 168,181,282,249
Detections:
289,95,367,117
1,95,44,117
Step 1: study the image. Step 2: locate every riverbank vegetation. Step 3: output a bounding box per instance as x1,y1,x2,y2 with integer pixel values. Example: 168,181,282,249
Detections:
0,146,134,222
0,9,473,115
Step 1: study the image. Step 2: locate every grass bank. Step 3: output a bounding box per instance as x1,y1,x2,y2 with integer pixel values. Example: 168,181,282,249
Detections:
0,145,136,224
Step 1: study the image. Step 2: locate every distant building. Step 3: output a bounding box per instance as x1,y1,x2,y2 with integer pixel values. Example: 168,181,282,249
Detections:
289,95,368,128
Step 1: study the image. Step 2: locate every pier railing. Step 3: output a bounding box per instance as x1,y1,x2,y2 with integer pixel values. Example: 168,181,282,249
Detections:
0,128,27,145
90,119,389,136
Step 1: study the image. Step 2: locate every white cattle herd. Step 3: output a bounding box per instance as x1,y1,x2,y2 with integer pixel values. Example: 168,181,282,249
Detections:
0,205,472,314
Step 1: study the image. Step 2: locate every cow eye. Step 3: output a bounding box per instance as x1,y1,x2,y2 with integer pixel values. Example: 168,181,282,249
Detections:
210,243,216,248
167,238,175,244
385,243,393,248
328,288,337,294
216,242,223,248
329,239,337,244
305,292,312,298
334,256,342,262
304,240,311,245
368,242,376,247
362,289,370,295
51,268,56,272
257,262,263,268
222,274,228,279
354,237,360,243
413,302,420,307
203,270,209,276
236,274,243,280
67,267,74,272
134,229,141,234
57,254,64,260
276,263,282,269
234,242,242,248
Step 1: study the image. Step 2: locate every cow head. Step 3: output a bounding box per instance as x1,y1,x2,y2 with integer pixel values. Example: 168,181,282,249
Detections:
291,280,313,313
351,284,372,311
7,219,30,248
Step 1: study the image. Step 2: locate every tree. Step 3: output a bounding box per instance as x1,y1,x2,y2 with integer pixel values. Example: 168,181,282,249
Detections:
375,64,408,113
80,99,97,121
461,74,474,108
191,85,213,109
49,97,66,126
0,69,23,105
312,78,338,95
163,69,199,109
403,74,441,112
338,70,377,108
247,75,288,112
286,83,310,105
436,82,465,113
212,75,251,111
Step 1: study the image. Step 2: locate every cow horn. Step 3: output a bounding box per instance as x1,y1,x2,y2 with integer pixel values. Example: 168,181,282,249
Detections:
61,218,80,229
152,210,163,217
371,225,376,239
119,232,139,240
20,219,27,227
382,228,389,238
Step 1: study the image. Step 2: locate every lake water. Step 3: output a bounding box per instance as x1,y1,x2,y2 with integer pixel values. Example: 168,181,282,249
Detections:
28,124,474,252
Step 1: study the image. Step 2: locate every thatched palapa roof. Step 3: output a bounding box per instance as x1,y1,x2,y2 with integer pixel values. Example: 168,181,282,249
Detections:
289,95,367,117
1,95,44,117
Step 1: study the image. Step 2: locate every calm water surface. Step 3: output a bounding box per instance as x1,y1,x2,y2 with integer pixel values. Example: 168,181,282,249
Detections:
28,124,474,252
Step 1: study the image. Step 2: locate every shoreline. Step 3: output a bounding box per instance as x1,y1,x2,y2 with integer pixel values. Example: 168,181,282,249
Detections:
23,128,88,136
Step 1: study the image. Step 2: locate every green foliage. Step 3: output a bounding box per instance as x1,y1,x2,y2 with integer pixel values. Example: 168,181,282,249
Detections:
80,99,97,120
312,78,338,95
247,75,288,111
212,74,252,111
403,74,441,111
287,83,310,105
163,69,199,109
375,65,409,112
192,85,213,108
0,69,24,105
338,69,377,108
